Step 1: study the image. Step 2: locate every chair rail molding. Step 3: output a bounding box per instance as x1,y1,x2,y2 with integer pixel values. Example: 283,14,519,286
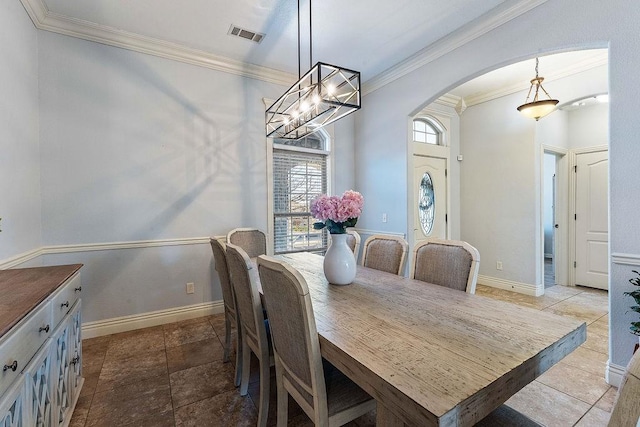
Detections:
0,236,224,269
612,253,640,266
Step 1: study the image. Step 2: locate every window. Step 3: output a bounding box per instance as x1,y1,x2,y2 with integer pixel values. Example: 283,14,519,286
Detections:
418,172,435,235
413,117,443,145
272,133,329,254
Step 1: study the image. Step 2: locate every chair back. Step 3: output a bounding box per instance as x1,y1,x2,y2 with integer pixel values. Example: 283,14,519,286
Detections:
227,228,267,258
257,255,327,414
345,229,361,260
609,349,640,426
411,239,480,293
225,244,268,350
361,234,409,275
210,238,235,314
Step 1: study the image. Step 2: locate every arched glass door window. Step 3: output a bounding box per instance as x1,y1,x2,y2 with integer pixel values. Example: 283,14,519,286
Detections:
413,117,444,145
418,172,435,235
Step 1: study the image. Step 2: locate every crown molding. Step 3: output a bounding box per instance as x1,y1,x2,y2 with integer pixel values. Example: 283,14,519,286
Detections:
363,0,550,96
19,0,295,87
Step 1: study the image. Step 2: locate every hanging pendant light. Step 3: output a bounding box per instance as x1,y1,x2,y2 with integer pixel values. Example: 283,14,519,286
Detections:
517,57,559,121
265,0,361,139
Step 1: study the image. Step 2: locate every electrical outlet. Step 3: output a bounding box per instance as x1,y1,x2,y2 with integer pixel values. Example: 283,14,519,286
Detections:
496,261,503,271
186,282,195,294
382,213,388,223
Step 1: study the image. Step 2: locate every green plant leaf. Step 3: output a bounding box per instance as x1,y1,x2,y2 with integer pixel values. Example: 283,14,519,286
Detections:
313,222,326,230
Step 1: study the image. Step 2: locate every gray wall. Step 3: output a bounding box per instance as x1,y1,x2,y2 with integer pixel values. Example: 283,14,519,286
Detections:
355,0,640,370
33,31,292,323
0,0,42,260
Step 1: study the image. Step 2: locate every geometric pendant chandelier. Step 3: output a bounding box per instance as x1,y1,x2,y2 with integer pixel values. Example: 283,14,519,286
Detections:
516,57,559,121
265,0,361,139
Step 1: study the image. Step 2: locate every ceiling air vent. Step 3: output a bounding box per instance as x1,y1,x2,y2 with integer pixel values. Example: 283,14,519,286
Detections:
228,25,265,44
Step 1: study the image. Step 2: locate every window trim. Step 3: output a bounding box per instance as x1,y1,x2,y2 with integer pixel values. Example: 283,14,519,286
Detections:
413,116,447,146
265,109,333,255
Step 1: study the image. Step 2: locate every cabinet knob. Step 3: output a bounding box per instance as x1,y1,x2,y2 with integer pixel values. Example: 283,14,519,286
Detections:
61,301,69,309
75,286,82,292
3,361,18,372
39,324,50,333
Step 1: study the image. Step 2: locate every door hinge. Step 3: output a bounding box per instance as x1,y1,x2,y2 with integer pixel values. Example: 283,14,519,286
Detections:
574,213,577,220
445,169,448,177
574,165,577,173
574,261,577,268
445,214,448,223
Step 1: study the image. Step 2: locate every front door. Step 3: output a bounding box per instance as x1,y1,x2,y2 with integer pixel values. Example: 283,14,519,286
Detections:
413,155,447,244
575,149,608,290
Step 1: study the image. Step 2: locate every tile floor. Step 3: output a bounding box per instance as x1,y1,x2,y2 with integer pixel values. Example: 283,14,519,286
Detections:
70,283,613,427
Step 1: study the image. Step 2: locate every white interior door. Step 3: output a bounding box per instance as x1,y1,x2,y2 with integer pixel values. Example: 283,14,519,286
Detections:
575,150,608,290
413,155,447,243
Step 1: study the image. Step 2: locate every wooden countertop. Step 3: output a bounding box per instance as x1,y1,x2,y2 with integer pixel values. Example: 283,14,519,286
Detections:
0,264,83,338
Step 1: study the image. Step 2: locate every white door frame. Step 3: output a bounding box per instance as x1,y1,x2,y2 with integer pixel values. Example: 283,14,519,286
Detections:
569,145,609,287
540,145,569,291
406,111,452,266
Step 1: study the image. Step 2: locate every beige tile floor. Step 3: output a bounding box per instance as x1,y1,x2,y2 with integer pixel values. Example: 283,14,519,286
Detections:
70,284,613,427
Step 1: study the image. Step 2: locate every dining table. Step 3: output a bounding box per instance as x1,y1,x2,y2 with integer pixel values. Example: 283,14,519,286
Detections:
264,252,587,426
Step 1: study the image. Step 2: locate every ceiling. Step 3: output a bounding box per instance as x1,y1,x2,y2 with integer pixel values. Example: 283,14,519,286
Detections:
32,0,518,80
22,0,606,102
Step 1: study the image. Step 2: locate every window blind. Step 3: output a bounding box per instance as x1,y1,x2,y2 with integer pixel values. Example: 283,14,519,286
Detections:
272,148,328,254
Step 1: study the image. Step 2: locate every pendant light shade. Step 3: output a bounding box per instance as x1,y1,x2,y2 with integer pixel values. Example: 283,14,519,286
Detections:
265,0,361,139
517,58,559,121
266,62,360,139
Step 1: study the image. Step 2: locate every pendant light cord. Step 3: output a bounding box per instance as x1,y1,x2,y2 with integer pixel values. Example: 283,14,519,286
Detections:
297,0,301,79
309,0,312,69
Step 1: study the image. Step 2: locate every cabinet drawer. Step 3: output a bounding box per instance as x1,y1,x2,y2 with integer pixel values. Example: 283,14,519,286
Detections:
0,301,52,397
51,273,82,328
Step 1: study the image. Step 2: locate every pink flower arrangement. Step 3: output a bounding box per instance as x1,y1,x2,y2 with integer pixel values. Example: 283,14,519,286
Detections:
311,190,364,234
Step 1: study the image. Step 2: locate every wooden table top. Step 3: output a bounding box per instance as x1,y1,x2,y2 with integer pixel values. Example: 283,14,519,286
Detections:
276,253,586,426
0,264,82,338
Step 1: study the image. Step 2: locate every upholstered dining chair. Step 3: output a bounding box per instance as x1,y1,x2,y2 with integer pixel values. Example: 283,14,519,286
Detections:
410,238,480,294
209,238,242,386
225,243,273,427
227,228,267,258
608,348,640,426
361,234,409,275
345,229,361,260
256,255,376,427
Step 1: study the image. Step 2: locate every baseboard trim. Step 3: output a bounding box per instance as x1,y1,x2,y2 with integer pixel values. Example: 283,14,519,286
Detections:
477,275,542,296
82,301,224,339
606,361,625,387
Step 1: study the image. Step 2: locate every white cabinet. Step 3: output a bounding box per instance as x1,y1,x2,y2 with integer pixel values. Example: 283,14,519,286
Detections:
0,374,25,427
51,301,83,427
0,266,83,427
24,339,54,426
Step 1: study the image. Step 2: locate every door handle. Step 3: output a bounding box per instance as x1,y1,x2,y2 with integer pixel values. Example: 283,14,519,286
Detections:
554,224,559,228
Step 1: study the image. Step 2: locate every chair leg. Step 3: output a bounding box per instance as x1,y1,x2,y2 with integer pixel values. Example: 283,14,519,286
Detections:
257,356,270,427
275,358,288,427
239,331,251,396
223,312,231,363
234,314,243,387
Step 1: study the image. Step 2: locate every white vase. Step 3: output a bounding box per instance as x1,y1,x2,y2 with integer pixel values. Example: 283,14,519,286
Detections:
323,233,356,285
